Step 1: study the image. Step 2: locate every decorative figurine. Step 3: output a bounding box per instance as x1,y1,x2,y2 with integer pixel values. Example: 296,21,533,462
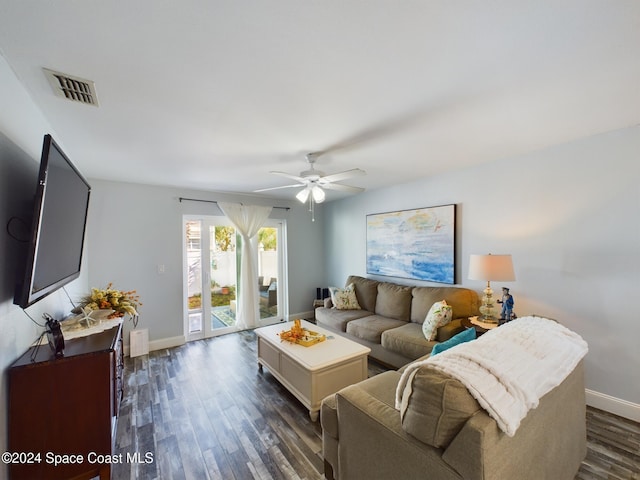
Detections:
497,287,515,322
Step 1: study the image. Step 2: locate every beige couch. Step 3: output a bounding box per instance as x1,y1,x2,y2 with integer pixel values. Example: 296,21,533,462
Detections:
315,276,480,368
321,334,587,480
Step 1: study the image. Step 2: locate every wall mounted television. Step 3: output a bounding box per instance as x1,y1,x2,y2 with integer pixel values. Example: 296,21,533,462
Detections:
14,134,91,309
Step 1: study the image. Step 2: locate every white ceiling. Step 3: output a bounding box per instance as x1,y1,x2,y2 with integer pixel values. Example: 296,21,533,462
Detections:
1,1,639,201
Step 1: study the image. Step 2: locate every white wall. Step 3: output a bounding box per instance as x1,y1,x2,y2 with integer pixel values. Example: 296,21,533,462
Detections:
0,54,90,474
323,125,640,419
85,180,326,348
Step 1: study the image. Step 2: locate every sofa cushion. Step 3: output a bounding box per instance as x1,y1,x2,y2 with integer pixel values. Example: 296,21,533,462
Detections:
315,308,373,332
338,369,402,410
430,327,476,356
346,315,407,343
436,318,464,343
329,283,361,310
422,300,453,341
411,286,480,323
375,282,413,321
383,320,465,359
346,276,379,313
381,323,436,359
400,365,481,448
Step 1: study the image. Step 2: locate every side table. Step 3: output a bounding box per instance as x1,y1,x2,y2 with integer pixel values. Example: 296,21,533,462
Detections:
461,317,497,336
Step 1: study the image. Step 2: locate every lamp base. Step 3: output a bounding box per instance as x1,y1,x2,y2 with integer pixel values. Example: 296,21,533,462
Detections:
478,282,499,324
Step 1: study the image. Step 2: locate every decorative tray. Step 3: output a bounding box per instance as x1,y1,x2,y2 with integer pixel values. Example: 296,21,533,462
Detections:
279,319,326,347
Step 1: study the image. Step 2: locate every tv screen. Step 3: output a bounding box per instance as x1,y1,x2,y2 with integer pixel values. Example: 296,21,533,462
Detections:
14,134,91,309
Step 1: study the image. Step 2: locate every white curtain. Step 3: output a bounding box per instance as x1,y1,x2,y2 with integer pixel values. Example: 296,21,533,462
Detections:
217,202,272,329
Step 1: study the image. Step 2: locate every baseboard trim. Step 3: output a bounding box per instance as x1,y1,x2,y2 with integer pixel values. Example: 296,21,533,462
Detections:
124,335,185,357
289,310,313,321
586,389,640,422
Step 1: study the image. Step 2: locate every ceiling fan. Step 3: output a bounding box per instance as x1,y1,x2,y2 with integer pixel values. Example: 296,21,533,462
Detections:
253,108,432,211
255,153,366,220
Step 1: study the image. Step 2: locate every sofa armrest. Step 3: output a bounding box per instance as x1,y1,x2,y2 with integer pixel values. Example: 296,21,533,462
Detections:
321,395,338,480
442,361,586,480
437,318,464,342
334,380,457,480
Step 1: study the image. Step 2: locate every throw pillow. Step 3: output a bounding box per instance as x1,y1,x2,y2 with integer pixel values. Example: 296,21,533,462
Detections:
422,300,453,341
328,283,361,310
430,327,476,356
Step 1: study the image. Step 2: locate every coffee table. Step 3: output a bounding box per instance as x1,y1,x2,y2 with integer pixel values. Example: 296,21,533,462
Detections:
256,320,370,421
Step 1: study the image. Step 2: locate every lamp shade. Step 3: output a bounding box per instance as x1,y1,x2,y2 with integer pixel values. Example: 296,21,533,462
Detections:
468,254,515,281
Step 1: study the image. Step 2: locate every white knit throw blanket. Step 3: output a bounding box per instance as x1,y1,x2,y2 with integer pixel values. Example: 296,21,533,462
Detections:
395,316,588,436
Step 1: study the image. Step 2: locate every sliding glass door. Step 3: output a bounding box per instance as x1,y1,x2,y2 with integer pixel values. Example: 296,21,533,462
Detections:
257,225,279,323
184,216,285,341
184,217,237,339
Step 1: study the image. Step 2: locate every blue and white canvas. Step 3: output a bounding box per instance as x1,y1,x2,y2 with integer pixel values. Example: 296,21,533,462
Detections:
366,204,456,284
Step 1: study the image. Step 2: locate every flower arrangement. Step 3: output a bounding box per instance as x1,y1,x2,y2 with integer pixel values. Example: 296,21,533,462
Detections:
77,283,141,327
278,319,326,346
279,319,305,343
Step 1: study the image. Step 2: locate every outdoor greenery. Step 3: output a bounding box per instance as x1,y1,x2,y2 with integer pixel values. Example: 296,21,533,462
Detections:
188,288,237,310
211,291,236,307
258,227,277,250
212,225,276,252
215,226,235,251
188,294,201,309
187,225,275,312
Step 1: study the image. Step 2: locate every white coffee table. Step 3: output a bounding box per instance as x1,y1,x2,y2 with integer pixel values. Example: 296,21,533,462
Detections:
256,320,370,421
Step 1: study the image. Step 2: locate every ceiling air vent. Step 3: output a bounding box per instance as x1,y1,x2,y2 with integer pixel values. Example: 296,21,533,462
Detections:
43,68,99,107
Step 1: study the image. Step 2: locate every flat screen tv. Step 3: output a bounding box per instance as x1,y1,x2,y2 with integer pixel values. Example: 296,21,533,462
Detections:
14,134,91,309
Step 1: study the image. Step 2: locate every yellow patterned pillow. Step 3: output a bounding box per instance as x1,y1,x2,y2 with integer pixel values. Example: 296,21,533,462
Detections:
329,283,361,310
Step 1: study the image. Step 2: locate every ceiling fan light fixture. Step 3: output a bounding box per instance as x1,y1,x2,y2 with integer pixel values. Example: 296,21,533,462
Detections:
312,186,325,203
257,153,366,220
296,187,310,203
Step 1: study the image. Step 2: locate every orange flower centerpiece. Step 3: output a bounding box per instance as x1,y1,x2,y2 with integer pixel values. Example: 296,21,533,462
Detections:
279,319,305,343
278,319,326,346
77,283,142,327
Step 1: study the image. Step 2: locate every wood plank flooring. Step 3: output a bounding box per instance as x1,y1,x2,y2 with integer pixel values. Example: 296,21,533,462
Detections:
112,330,639,480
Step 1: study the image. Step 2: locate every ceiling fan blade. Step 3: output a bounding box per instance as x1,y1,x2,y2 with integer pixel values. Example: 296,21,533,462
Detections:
321,183,365,193
312,109,428,156
319,168,366,184
270,171,306,183
254,183,304,193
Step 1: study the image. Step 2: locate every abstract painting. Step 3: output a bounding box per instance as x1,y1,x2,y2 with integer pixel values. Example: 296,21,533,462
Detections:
366,204,456,284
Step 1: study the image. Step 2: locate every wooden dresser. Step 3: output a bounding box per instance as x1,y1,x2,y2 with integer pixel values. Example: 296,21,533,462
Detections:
7,322,123,480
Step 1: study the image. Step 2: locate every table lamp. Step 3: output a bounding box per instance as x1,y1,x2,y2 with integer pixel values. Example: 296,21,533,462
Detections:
468,254,515,323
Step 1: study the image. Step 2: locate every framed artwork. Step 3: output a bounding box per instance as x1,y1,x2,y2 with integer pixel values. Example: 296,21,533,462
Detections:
366,204,456,284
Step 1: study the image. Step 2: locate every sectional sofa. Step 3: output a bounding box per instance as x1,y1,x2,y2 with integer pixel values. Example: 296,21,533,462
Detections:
315,275,480,368
321,316,588,480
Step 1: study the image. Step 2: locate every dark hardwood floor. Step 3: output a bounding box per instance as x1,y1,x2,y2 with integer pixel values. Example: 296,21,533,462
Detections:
112,330,639,480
